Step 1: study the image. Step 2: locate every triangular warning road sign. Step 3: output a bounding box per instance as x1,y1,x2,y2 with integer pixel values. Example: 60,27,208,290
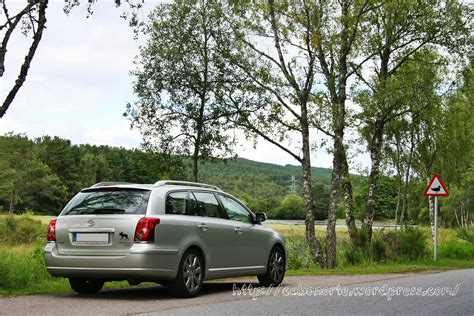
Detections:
423,174,449,196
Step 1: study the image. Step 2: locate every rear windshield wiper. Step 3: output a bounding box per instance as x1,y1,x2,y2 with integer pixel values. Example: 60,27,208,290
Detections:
91,208,126,214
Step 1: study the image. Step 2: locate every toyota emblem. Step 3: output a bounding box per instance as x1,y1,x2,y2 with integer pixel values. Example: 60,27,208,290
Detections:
86,219,95,227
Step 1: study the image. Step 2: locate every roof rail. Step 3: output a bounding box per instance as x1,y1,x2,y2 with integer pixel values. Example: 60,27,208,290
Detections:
90,182,133,188
154,180,222,191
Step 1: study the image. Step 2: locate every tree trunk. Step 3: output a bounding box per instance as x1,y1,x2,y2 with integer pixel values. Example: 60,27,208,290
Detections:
342,153,357,239
393,136,403,230
394,182,401,229
192,95,206,182
191,149,199,182
325,0,352,267
400,129,414,227
301,109,325,268
362,118,384,241
326,129,343,268
9,189,16,214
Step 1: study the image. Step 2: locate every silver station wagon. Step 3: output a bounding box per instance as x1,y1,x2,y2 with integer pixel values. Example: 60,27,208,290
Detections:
44,180,286,297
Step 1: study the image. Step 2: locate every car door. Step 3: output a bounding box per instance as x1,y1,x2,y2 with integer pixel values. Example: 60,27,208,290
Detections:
216,194,269,268
190,191,236,270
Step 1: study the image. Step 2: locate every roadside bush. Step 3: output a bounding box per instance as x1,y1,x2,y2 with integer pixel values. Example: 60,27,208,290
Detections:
286,236,314,269
343,227,428,265
382,227,428,260
0,213,46,245
370,235,387,262
342,228,373,265
438,241,474,259
343,246,366,265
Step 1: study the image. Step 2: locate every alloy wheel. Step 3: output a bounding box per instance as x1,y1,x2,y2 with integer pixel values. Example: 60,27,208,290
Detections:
270,250,284,282
183,253,202,292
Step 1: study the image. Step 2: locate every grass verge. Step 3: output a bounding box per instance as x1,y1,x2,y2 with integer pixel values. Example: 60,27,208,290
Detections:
287,259,474,276
1,215,472,296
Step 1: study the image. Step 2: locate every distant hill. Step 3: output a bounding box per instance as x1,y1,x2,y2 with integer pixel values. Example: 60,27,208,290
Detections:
183,157,333,201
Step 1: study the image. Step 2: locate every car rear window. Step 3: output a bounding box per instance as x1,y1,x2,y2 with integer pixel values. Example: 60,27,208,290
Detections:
61,188,151,215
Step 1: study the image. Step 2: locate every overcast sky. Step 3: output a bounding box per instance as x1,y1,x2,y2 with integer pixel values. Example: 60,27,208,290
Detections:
0,1,369,172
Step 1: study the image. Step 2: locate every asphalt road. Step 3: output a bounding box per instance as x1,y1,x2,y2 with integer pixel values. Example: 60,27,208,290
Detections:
0,269,472,315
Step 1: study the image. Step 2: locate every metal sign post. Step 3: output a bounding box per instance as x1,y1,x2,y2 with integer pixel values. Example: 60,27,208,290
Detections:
434,196,438,261
423,174,448,262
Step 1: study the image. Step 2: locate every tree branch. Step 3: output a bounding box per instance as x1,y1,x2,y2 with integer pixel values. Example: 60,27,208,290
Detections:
267,0,301,95
0,0,48,118
0,1,38,77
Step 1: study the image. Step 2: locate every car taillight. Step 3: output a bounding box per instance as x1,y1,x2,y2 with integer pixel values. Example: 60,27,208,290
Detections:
134,217,160,243
47,218,57,242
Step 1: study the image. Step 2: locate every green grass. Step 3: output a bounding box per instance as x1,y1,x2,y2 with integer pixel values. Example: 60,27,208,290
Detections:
287,259,474,276
0,214,473,297
438,241,474,259
0,243,153,296
270,223,474,274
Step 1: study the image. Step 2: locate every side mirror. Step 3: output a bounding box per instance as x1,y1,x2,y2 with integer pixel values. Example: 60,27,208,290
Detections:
255,212,267,223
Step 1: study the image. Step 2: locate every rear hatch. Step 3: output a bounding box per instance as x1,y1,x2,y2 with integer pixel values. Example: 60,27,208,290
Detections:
55,188,151,256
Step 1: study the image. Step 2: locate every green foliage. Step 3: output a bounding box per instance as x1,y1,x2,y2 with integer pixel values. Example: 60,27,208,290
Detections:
0,213,45,245
438,241,474,260
0,242,52,290
457,228,474,244
0,134,67,213
0,134,335,219
353,176,398,220
126,0,239,181
0,134,185,215
276,194,306,219
286,236,314,270
383,228,428,261
194,157,332,218
343,227,428,265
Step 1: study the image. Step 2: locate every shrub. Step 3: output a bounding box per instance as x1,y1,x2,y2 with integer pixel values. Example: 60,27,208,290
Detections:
286,236,314,269
382,227,428,260
457,228,474,244
343,227,429,265
0,213,46,245
438,241,474,259
370,235,387,262
343,246,366,265
342,228,372,265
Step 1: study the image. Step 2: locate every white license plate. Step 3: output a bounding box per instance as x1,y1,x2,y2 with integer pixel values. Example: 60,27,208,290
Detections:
73,233,109,244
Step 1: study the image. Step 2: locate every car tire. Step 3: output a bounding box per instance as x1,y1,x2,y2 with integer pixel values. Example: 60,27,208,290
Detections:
169,249,204,298
69,278,104,294
258,246,285,287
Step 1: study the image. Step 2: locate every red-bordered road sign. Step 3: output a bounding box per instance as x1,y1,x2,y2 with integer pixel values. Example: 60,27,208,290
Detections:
423,173,449,196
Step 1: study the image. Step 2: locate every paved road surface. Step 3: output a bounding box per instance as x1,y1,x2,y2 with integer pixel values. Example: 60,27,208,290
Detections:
0,269,472,315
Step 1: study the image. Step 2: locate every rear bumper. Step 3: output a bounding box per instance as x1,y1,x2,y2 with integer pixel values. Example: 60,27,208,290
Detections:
44,242,180,281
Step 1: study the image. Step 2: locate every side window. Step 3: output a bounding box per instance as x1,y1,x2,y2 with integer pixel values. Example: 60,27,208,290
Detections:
217,195,251,223
192,192,222,218
166,191,188,215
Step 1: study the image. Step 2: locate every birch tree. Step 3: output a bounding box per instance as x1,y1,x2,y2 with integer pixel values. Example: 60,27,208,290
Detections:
354,0,471,240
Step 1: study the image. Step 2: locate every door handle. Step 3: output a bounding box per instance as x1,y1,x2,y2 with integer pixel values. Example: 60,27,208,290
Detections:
198,223,208,231
234,226,243,234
